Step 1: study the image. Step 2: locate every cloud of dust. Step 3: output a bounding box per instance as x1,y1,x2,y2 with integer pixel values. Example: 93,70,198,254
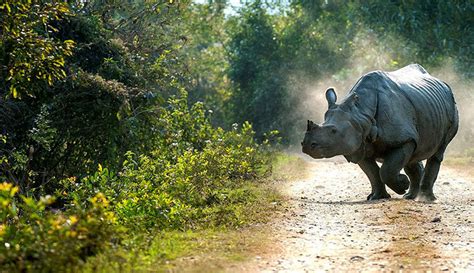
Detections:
285,31,473,155
285,30,396,147
431,63,474,155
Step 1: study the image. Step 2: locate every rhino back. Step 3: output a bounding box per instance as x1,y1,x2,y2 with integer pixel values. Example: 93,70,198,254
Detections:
351,65,458,161
386,68,458,160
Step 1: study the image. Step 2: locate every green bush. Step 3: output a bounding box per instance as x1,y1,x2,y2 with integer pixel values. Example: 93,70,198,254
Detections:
62,92,273,232
0,183,117,272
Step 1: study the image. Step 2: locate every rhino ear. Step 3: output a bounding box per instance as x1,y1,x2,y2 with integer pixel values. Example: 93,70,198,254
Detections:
326,88,337,108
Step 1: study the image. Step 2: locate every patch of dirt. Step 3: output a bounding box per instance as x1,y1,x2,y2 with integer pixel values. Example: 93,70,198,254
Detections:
236,156,474,272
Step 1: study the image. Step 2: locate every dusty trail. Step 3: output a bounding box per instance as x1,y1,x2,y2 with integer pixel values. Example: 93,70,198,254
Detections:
241,157,474,272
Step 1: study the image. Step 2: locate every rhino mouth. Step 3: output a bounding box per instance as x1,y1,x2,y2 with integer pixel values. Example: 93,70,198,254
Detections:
302,146,334,159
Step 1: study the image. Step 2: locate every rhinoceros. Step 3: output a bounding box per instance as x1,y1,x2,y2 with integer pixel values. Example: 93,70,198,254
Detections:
301,64,458,202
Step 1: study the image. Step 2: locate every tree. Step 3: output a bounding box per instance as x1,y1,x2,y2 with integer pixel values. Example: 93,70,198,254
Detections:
0,1,75,99
227,2,287,139
0,1,193,193
353,0,474,77
179,1,232,127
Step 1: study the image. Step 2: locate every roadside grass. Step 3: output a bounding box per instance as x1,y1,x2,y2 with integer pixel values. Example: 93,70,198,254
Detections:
80,153,304,272
444,146,474,177
444,156,474,165
81,182,281,272
82,228,268,273
271,152,311,182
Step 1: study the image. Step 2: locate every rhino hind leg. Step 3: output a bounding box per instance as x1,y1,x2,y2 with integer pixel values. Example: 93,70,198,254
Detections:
416,141,452,202
358,158,390,200
403,162,424,199
415,157,441,202
379,142,415,196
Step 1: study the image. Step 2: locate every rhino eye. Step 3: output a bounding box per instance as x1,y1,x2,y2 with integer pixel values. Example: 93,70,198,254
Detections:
331,128,337,134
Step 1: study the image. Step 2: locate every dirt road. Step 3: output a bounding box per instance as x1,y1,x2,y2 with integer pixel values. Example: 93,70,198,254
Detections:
244,156,474,272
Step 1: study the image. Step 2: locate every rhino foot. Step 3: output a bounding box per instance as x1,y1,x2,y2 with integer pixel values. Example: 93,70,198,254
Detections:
392,174,410,194
367,191,391,201
415,192,437,202
403,191,418,200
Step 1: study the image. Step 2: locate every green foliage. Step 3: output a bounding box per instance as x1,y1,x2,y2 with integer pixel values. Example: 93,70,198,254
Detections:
0,2,188,193
227,3,288,139
181,2,232,126
0,0,75,98
281,1,355,77
0,3,279,270
61,92,271,232
354,0,474,77
0,183,117,272
0,90,275,271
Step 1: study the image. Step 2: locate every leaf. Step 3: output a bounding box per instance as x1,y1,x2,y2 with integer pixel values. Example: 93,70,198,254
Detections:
58,5,70,14
11,86,18,98
21,196,36,208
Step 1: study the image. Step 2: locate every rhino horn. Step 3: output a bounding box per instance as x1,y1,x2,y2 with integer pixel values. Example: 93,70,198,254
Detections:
307,120,312,131
307,120,319,131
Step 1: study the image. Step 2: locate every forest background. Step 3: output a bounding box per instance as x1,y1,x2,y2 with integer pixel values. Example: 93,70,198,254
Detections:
0,0,472,271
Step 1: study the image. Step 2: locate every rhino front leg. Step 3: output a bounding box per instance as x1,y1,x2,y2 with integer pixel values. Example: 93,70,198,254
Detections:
403,162,424,199
379,142,415,195
358,158,390,200
416,157,441,202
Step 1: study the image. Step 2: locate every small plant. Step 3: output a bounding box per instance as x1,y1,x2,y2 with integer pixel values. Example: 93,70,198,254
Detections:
0,182,118,272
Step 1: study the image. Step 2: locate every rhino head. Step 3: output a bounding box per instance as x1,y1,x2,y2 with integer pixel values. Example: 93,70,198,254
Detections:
301,88,367,159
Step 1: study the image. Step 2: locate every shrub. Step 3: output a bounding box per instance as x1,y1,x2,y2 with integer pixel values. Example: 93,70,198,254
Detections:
0,91,276,271
0,183,118,272
62,92,273,232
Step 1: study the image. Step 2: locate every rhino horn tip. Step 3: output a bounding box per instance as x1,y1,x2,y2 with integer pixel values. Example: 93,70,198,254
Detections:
307,120,314,131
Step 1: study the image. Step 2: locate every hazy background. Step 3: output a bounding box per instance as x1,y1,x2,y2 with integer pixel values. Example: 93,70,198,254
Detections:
185,1,473,154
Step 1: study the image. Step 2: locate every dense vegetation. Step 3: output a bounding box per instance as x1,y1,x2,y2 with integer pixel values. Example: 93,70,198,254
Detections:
225,1,473,141
0,0,472,271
